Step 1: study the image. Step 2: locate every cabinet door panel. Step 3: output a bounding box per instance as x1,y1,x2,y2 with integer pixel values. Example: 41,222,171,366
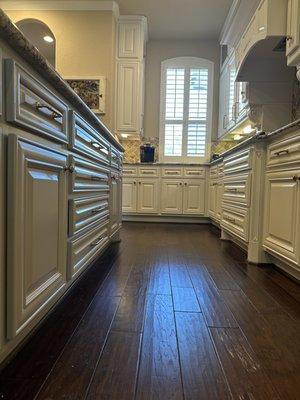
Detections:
110,174,122,235
7,135,67,338
116,62,139,132
122,178,137,213
286,0,300,57
183,180,205,215
208,182,217,218
137,179,158,214
264,171,300,264
118,21,142,58
161,180,183,214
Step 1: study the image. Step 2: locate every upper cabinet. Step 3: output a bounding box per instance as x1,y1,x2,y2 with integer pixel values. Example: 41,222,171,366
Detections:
286,0,300,76
115,16,148,138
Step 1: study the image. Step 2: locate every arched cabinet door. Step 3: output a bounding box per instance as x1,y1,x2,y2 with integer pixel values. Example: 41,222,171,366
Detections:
7,135,68,339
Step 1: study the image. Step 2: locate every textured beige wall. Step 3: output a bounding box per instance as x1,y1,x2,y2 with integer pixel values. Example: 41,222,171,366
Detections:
144,39,220,141
5,10,116,130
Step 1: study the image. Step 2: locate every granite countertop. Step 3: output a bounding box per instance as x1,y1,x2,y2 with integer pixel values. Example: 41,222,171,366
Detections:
123,162,210,166
0,9,124,152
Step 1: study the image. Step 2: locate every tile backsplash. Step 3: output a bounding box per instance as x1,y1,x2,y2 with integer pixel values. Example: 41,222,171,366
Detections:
121,137,159,163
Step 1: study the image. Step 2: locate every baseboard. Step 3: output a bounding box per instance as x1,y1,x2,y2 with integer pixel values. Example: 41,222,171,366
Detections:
122,215,211,224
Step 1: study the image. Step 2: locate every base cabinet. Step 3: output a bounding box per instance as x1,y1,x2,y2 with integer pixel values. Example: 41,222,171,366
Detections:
137,179,159,213
7,135,68,339
110,173,122,237
122,178,138,213
264,170,300,265
161,180,183,214
183,180,205,215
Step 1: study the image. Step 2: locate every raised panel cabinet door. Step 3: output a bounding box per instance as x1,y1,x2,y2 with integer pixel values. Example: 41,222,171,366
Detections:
7,135,68,339
183,180,205,215
264,170,300,265
216,182,224,221
161,180,183,214
122,178,137,213
137,179,159,214
116,62,140,132
118,21,142,59
110,174,122,235
286,0,300,58
208,182,217,218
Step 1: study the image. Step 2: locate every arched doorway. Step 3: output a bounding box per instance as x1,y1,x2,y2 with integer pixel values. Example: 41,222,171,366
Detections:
16,19,56,67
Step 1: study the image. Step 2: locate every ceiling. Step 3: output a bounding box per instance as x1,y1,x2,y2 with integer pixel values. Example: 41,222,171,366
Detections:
117,0,233,40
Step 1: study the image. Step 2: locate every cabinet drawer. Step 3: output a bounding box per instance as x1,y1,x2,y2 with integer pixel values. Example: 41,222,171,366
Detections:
69,111,110,164
139,166,159,177
69,155,110,194
184,167,206,178
5,60,68,143
223,148,252,175
68,219,109,280
162,167,183,177
69,194,109,237
221,204,249,243
223,173,252,206
267,133,300,168
123,166,138,176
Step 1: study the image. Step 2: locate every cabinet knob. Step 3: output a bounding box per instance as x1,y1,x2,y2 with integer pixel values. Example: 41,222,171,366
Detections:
286,36,293,41
133,181,137,185
292,175,298,182
139,181,141,185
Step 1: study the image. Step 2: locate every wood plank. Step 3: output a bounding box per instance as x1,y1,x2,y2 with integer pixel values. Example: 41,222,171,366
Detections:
169,265,193,288
203,262,241,291
135,294,183,400
175,312,232,400
210,327,280,399
86,331,141,400
147,256,171,295
222,289,300,399
172,287,201,312
35,295,120,400
187,260,238,328
111,285,147,333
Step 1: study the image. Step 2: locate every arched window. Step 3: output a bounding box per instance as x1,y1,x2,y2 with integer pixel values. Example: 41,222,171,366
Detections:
16,19,56,67
159,57,214,163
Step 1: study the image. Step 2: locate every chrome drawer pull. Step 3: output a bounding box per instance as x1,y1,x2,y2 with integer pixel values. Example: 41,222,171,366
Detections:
90,237,102,247
226,216,236,223
274,149,289,156
36,102,62,120
90,141,103,150
142,171,155,174
227,188,238,192
91,207,104,214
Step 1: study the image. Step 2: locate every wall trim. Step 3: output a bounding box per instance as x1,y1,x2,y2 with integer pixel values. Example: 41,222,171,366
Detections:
2,1,120,18
122,215,211,224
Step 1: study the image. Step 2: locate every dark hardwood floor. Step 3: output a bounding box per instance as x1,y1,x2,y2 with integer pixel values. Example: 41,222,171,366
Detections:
1,222,300,399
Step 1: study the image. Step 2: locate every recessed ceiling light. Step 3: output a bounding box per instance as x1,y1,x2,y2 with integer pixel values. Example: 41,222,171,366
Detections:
43,35,54,43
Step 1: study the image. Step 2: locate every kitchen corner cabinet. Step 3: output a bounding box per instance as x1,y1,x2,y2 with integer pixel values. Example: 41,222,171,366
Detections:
7,135,68,339
286,0,300,70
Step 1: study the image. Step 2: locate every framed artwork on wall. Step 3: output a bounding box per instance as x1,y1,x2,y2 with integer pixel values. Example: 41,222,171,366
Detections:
65,76,106,114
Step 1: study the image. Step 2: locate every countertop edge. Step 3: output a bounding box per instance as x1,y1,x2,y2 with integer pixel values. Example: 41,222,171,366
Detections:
0,9,124,152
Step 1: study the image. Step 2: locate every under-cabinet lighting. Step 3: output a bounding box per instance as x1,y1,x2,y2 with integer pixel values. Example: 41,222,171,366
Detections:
233,134,242,141
121,133,129,138
43,35,54,43
243,125,254,134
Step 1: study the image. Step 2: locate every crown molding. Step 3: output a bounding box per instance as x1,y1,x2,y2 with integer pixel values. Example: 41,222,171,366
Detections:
1,1,120,18
220,0,261,48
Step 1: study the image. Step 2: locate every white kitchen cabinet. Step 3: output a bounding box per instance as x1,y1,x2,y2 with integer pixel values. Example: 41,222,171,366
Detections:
286,0,300,69
122,178,138,213
110,173,122,237
208,181,217,218
218,66,228,138
137,179,159,214
116,61,140,133
264,170,300,265
115,16,147,138
183,180,205,215
7,135,68,339
161,180,183,214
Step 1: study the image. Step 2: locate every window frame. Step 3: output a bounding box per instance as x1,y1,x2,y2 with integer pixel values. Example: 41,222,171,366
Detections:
159,57,214,164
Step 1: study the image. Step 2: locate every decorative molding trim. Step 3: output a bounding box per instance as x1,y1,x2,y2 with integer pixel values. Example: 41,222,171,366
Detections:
220,0,261,47
2,1,120,18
